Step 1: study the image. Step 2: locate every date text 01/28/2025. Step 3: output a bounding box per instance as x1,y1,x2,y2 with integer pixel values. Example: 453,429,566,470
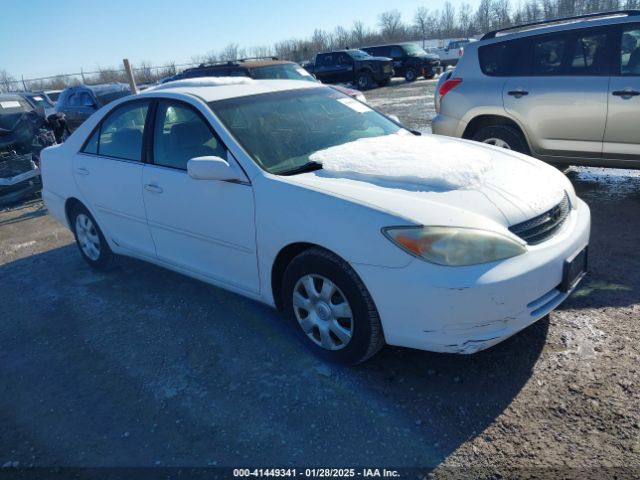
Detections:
233,468,401,478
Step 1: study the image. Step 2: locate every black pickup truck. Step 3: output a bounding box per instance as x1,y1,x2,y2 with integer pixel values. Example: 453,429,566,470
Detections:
362,43,441,81
304,50,393,90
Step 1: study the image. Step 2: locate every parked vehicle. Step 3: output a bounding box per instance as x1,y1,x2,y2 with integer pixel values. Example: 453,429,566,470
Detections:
41,78,590,364
304,50,394,89
433,39,474,66
14,92,68,143
362,43,441,81
162,58,367,101
45,90,62,104
0,94,57,205
56,83,131,133
433,10,640,168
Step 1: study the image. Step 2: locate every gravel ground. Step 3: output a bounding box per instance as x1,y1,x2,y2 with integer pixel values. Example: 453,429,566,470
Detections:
0,78,639,478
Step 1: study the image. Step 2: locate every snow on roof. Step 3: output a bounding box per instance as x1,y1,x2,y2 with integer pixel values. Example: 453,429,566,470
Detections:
143,77,322,102
309,133,493,191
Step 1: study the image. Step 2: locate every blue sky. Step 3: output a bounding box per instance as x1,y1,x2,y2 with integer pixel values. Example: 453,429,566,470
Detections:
0,0,479,79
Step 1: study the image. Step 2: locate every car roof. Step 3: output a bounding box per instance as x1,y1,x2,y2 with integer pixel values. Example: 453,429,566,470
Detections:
478,10,639,44
64,83,130,94
141,77,323,102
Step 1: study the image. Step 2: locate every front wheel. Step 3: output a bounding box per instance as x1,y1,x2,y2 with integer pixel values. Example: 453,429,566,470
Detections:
282,248,384,364
471,125,530,155
404,68,417,82
71,204,114,270
355,72,372,90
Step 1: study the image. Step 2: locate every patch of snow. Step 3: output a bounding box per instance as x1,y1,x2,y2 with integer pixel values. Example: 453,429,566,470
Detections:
310,134,493,190
150,77,255,91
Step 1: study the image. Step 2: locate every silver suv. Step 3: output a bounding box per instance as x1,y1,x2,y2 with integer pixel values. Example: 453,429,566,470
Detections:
433,10,640,168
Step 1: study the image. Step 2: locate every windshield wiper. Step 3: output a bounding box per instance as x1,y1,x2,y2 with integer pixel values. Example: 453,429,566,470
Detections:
278,161,323,176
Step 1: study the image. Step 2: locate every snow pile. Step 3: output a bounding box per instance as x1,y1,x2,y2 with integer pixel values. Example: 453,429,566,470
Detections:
310,134,493,190
151,77,255,90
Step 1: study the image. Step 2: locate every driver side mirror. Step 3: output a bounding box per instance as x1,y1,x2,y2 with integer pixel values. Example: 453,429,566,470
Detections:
187,156,247,182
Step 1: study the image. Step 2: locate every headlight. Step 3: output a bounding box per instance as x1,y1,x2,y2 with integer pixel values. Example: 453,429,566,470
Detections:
383,226,527,266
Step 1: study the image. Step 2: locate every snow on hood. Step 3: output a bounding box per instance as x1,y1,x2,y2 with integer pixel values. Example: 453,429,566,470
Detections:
310,134,493,190
297,133,570,227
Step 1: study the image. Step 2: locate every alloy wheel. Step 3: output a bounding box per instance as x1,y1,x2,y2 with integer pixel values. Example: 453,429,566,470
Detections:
482,137,512,149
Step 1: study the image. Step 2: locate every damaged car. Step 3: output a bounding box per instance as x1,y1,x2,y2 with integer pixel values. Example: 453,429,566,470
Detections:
41,79,590,364
0,94,57,205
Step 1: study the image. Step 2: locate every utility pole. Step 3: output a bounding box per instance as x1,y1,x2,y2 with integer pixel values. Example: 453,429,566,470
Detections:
21,75,27,91
123,59,139,94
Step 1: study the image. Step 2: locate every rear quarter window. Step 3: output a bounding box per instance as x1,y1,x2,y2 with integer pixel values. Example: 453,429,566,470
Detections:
479,41,524,76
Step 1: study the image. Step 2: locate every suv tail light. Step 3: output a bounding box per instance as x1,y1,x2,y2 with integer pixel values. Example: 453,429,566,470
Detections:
439,77,462,100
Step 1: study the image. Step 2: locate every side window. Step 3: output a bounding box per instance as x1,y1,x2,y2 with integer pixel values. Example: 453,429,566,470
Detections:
621,27,640,75
532,35,568,75
96,101,149,161
570,32,608,75
83,128,99,155
479,41,523,76
390,46,404,58
67,92,81,107
337,54,351,64
321,55,333,66
153,101,226,170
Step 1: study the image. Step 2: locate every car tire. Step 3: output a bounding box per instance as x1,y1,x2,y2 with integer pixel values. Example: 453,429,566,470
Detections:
70,204,114,270
404,68,417,82
472,125,530,155
355,72,372,90
281,248,384,365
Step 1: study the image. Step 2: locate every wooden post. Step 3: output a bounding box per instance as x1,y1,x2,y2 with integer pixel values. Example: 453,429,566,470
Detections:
123,58,139,94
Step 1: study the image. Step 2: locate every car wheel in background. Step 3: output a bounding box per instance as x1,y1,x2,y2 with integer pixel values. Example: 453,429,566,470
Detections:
355,72,372,90
472,125,530,155
282,248,384,364
404,68,417,82
71,204,114,270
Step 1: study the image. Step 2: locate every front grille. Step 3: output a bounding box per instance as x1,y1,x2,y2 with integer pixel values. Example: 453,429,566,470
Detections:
509,194,571,245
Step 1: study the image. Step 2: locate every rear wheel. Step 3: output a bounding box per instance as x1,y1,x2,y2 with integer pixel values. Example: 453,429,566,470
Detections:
70,204,114,270
282,248,384,364
404,68,417,82
472,125,529,155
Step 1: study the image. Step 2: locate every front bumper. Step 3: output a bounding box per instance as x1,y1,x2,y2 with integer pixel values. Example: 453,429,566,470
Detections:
352,199,591,354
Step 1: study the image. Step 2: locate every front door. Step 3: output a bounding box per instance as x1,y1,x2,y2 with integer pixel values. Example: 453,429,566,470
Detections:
603,24,640,161
142,99,259,294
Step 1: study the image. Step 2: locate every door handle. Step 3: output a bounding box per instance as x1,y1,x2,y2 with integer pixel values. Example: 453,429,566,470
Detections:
612,89,640,97
508,90,529,97
144,184,163,194
76,167,89,176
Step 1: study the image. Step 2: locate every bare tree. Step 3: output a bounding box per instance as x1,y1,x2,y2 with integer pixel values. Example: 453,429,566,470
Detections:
413,7,430,47
378,10,403,40
0,70,17,93
476,0,494,33
459,3,474,37
441,2,457,37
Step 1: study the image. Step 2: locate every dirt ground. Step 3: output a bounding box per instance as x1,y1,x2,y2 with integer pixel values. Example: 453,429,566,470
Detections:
0,78,639,478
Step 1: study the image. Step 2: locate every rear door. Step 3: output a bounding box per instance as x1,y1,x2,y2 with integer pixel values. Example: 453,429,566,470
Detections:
603,24,640,162
503,27,610,160
73,99,156,257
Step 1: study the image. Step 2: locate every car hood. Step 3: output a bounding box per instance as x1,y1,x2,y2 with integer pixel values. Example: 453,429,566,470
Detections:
280,134,572,230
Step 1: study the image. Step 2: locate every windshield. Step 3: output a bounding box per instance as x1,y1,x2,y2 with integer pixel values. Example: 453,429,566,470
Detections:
346,50,371,60
251,64,316,82
403,44,428,56
210,88,402,175
24,94,53,108
0,98,32,130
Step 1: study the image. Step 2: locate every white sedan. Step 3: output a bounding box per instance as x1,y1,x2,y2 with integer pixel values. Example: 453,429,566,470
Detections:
41,78,590,364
